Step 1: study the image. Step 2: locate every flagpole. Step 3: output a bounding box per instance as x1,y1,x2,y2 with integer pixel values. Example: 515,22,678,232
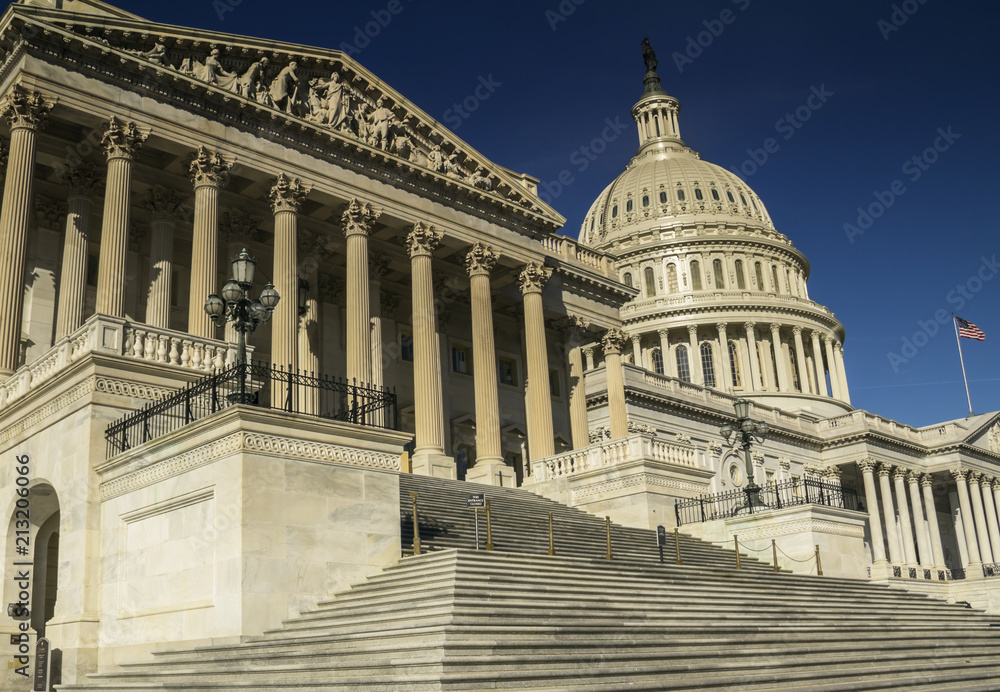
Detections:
953,313,974,417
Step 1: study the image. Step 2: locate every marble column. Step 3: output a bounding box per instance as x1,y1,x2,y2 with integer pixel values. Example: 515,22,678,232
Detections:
268,173,310,377
187,147,232,338
792,326,809,394
968,472,994,564
769,323,789,392
658,329,672,377
810,330,829,397
859,460,888,567
342,198,379,385
906,471,933,569
892,467,918,568
834,341,851,404
0,87,54,373
979,475,1000,563
602,328,629,439
564,316,590,450
55,163,101,339
921,474,946,572
716,323,732,390
823,335,842,400
877,464,902,565
630,334,642,368
297,232,321,415
96,116,147,318
405,222,451,478
744,322,761,391
368,252,389,390
951,469,982,569
519,261,555,461
687,324,702,385
142,185,183,330
465,243,503,471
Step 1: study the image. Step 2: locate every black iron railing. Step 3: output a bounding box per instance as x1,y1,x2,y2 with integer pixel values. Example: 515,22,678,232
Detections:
675,477,860,526
105,361,397,458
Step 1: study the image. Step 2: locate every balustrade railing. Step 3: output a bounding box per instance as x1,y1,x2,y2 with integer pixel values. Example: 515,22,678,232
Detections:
532,432,696,481
674,477,860,526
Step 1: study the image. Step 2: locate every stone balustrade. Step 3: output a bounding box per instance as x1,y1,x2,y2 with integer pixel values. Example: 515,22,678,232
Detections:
532,432,696,482
621,290,835,319
122,323,246,371
538,233,614,277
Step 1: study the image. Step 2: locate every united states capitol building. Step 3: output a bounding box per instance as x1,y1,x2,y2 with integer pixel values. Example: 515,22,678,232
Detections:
3,0,1000,688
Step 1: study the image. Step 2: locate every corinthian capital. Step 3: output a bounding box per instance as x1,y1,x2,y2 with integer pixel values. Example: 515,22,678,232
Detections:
0,86,55,131
404,221,441,258
465,242,500,277
602,327,628,356
517,261,552,294
269,173,311,213
950,468,968,482
857,458,877,474
61,162,104,199
368,251,389,280
558,315,590,344
340,197,379,236
221,209,258,245
188,146,233,188
101,116,148,160
143,185,185,221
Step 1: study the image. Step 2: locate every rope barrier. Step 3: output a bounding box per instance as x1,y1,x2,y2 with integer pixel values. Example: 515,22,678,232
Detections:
735,535,823,575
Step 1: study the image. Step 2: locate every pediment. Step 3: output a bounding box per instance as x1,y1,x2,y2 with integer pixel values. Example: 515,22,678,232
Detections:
2,3,564,229
965,415,1000,454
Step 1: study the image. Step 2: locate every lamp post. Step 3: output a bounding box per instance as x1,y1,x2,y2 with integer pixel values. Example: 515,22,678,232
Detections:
204,248,280,403
720,397,770,513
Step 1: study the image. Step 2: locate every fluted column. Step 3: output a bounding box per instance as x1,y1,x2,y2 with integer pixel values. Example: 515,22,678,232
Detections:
992,478,1000,557
465,243,503,468
769,323,789,392
744,322,761,391
519,262,555,460
823,335,842,400
980,475,1000,563
892,467,917,568
55,163,101,339
603,328,629,439
564,316,590,450
951,469,982,569
142,185,183,329
792,326,809,394
968,472,994,564
583,346,595,372
658,329,672,377
687,325,702,385
342,198,379,385
630,334,642,367
834,341,851,404
877,465,902,565
268,174,310,376
368,252,389,390
187,147,232,338
810,330,829,397
716,323,732,390
96,116,147,318
921,474,946,572
297,237,320,415
906,471,932,569
0,87,54,373
859,459,888,566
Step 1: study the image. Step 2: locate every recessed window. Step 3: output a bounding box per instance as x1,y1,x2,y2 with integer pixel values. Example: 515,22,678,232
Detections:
652,348,664,375
676,345,691,383
701,342,716,388
694,188,704,201
735,260,746,290
728,341,742,387
497,357,517,386
666,263,678,293
740,193,748,205
623,272,633,288
642,195,649,207
771,265,780,292
612,205,618,218
754,262,764,291
750,197,759,211
644,267,656,297
659,191,667,204
677,189,686,202
400,331,414,362
690,260,702,291
713,259,725,289
626,199,633,213
711,189,720,201
726,191,735,203
452,346,471,374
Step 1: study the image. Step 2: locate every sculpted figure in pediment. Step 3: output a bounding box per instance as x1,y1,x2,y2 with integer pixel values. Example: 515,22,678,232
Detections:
140,41,167,65
470,167,492,191
307,71,348,129
236,57,269,102
368,97,394,150
179,49,237,90
427,145,446,173
269,61,300,114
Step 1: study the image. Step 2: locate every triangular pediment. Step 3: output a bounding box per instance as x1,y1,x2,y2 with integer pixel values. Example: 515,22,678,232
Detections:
962,413,1000,454
3,3,565,229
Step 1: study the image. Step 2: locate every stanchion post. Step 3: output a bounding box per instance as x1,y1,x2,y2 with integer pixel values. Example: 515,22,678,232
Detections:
734,534,741,570
485,499,494,551
772,538,778,572
410,492,421,555
815,544,823,576
605,516,612,560
674,527,682,565
548,512,555,556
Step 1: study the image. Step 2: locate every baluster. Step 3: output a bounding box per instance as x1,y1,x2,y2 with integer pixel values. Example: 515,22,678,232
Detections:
169,337,180,365
156,335,168,363
132,329,145,359
191,344,203,371
143,332,156,360
214,346,225,371
180,340,192,368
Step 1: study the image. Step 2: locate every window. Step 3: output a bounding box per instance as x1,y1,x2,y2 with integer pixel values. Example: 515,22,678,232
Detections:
642,195,649,207
677,189,686,201
666,264,678,293
612,205,618,218
652,348,664,375
786,268,792,296
690,260,702,290
497,357,517,386
626,199,633,213
713,259,725,289
549,369,561,397
739,193,748,205
644,267,656,297
726,191,735,203
711,188,720,201
789,346,801,391
766,470,775,485
735,260,746,290
676,345,691,382
701,342,716,388
728,341,742,387
771,265,780,293
400,331,414,362
452,346,470,374
623,272,633,288
659,191,667,204
694,188,704,201
754,262,764,291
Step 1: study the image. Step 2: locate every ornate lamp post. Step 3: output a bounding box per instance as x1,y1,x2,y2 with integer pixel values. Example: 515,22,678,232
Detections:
720,397,770,513
203,248,280,403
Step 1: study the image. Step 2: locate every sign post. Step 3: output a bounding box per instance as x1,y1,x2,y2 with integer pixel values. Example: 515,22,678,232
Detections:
656,525,666,564
467,493,485,550
34,637,51,692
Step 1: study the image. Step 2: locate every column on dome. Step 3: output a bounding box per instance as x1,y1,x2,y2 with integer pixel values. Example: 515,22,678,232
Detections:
792,327,810,394
55,163,102,339
687,325,702,385
142,186,183,330
519,261,555,461
906,471,933,569
891,467,918,568
834,341,851,404
968,472,994,564
96,117,148,318
658,329,672,378
823,336,842,400
0,87,54,373
297,232,322,415
602,328,629,439
744,322,761,391
980,475,1000,562
769,324,789,392
268,174,310,377
341,198,379,385
716,323,732,390
810,330,829,397
368,252,389,390
921,474,946,572
563,316,590,450
951,469,982,569
583,345,595,371
858,459,888,567
877,464,902,565
631,334,642,368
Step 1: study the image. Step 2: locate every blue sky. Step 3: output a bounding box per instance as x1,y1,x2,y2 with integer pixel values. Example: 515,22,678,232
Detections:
107,0,1000,427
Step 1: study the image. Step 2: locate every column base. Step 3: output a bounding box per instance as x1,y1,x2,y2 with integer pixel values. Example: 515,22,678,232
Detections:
466,462,516,487
410,451,456,480
868,560,893,581
965,561,985,580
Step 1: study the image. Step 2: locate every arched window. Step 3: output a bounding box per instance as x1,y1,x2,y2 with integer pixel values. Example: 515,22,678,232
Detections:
623,272,633,288
739,193,748,205
701,342,716,388
690,260,702,290
789,345,801,391
726,191,735,203
771,265,780,293
642,195,649,207
786,268,793,296
652,348,664,375
677,189,686,202
626,199,633,213
728,341,742,387
675,345,691,382
713,259,725,289
694,188,704,201
666,263,678,293
659,191,667,204
735,260,746,290
644,266,655,297
611,205,618,218
754,262,764,291
711,188,720,201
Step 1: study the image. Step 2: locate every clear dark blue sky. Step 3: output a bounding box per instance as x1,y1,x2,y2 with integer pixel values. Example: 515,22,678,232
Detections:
102,0,999,427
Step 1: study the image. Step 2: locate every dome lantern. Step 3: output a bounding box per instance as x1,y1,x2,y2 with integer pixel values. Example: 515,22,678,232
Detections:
633,39,683,154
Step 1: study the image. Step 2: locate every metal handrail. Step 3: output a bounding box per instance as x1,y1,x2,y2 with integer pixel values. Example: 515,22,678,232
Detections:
674,477,860,526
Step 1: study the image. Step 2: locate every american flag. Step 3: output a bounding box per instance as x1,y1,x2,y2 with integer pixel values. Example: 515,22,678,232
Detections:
956,316,986,341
